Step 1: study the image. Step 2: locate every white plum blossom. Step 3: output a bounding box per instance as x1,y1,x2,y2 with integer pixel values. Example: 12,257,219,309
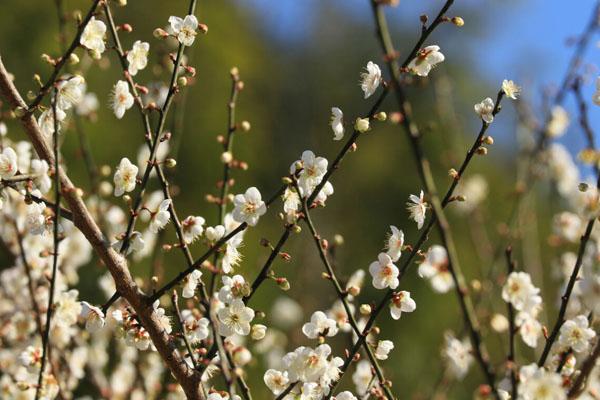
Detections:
38,107,66,136
182,215,205,244
149,199,171,233
407,45,445,77
152,300,172,334
502,79,521,100
80,16,106,55
182,269,202,298
56,75,85,110
502,271,541,313
474,97,495,123
127,40,149,76
25,201,50,235
205,224,226,242
0,147,17,179
182,311,210,343
518,364,565,400
80,301,106,332
232,186,267,226
282,344,338,384
386,225,404,262
352,360,374,396
218,274,247,304
113,157,138,196
374,340,394,360
390,290,416,320
264,369,290,396
558,315,595,353
334,392,358,400
369,252,399,290
217,299,255,336
169,15,199,46
54,290,82,327
76,91,99,116
112,231,145,255
407,190,427,229
31,159,52,193
111,80,134,119
291,150,328,196
547,106,570,138
517,312,543,348
302,311,339,339
360,61,382,99
418,245,454,293
442,332,473,380
330,107,344,140
453,174,488,214
553,212,583,242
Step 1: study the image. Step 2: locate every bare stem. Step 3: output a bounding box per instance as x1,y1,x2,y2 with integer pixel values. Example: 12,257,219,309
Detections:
35,88,62,400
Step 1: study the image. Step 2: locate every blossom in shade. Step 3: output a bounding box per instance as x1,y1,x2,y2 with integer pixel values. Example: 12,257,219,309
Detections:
330,107,344,140
127,40,149,76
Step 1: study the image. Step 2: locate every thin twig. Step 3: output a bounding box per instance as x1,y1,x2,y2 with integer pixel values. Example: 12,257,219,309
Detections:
294,177,395,399
28,0,102,111
370,2,499,396
35,88,62,400
505,246,518,400
323,90,505,398
171,291,199,369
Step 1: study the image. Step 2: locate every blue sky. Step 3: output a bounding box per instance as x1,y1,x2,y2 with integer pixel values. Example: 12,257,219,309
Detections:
238,0,600,166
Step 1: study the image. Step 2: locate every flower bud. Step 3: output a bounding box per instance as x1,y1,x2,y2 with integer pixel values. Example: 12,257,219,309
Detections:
220,151,233,164
452,17,465,27
177,76,188,87
333,234,344,246
240,121,251,132
483,136,494,145
13,106,26,118
476,146,488,155
165,158,177,168
99,181,112,197
448,168,459,179
276,277,290,291
348,286,360,297
153,28,169,39
360,304,372,315
198,23,209,34
354,117,370,133
68,53,80,65
230,67,239,78
251,324,267,340
118,0,127,5
374,111,387,121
